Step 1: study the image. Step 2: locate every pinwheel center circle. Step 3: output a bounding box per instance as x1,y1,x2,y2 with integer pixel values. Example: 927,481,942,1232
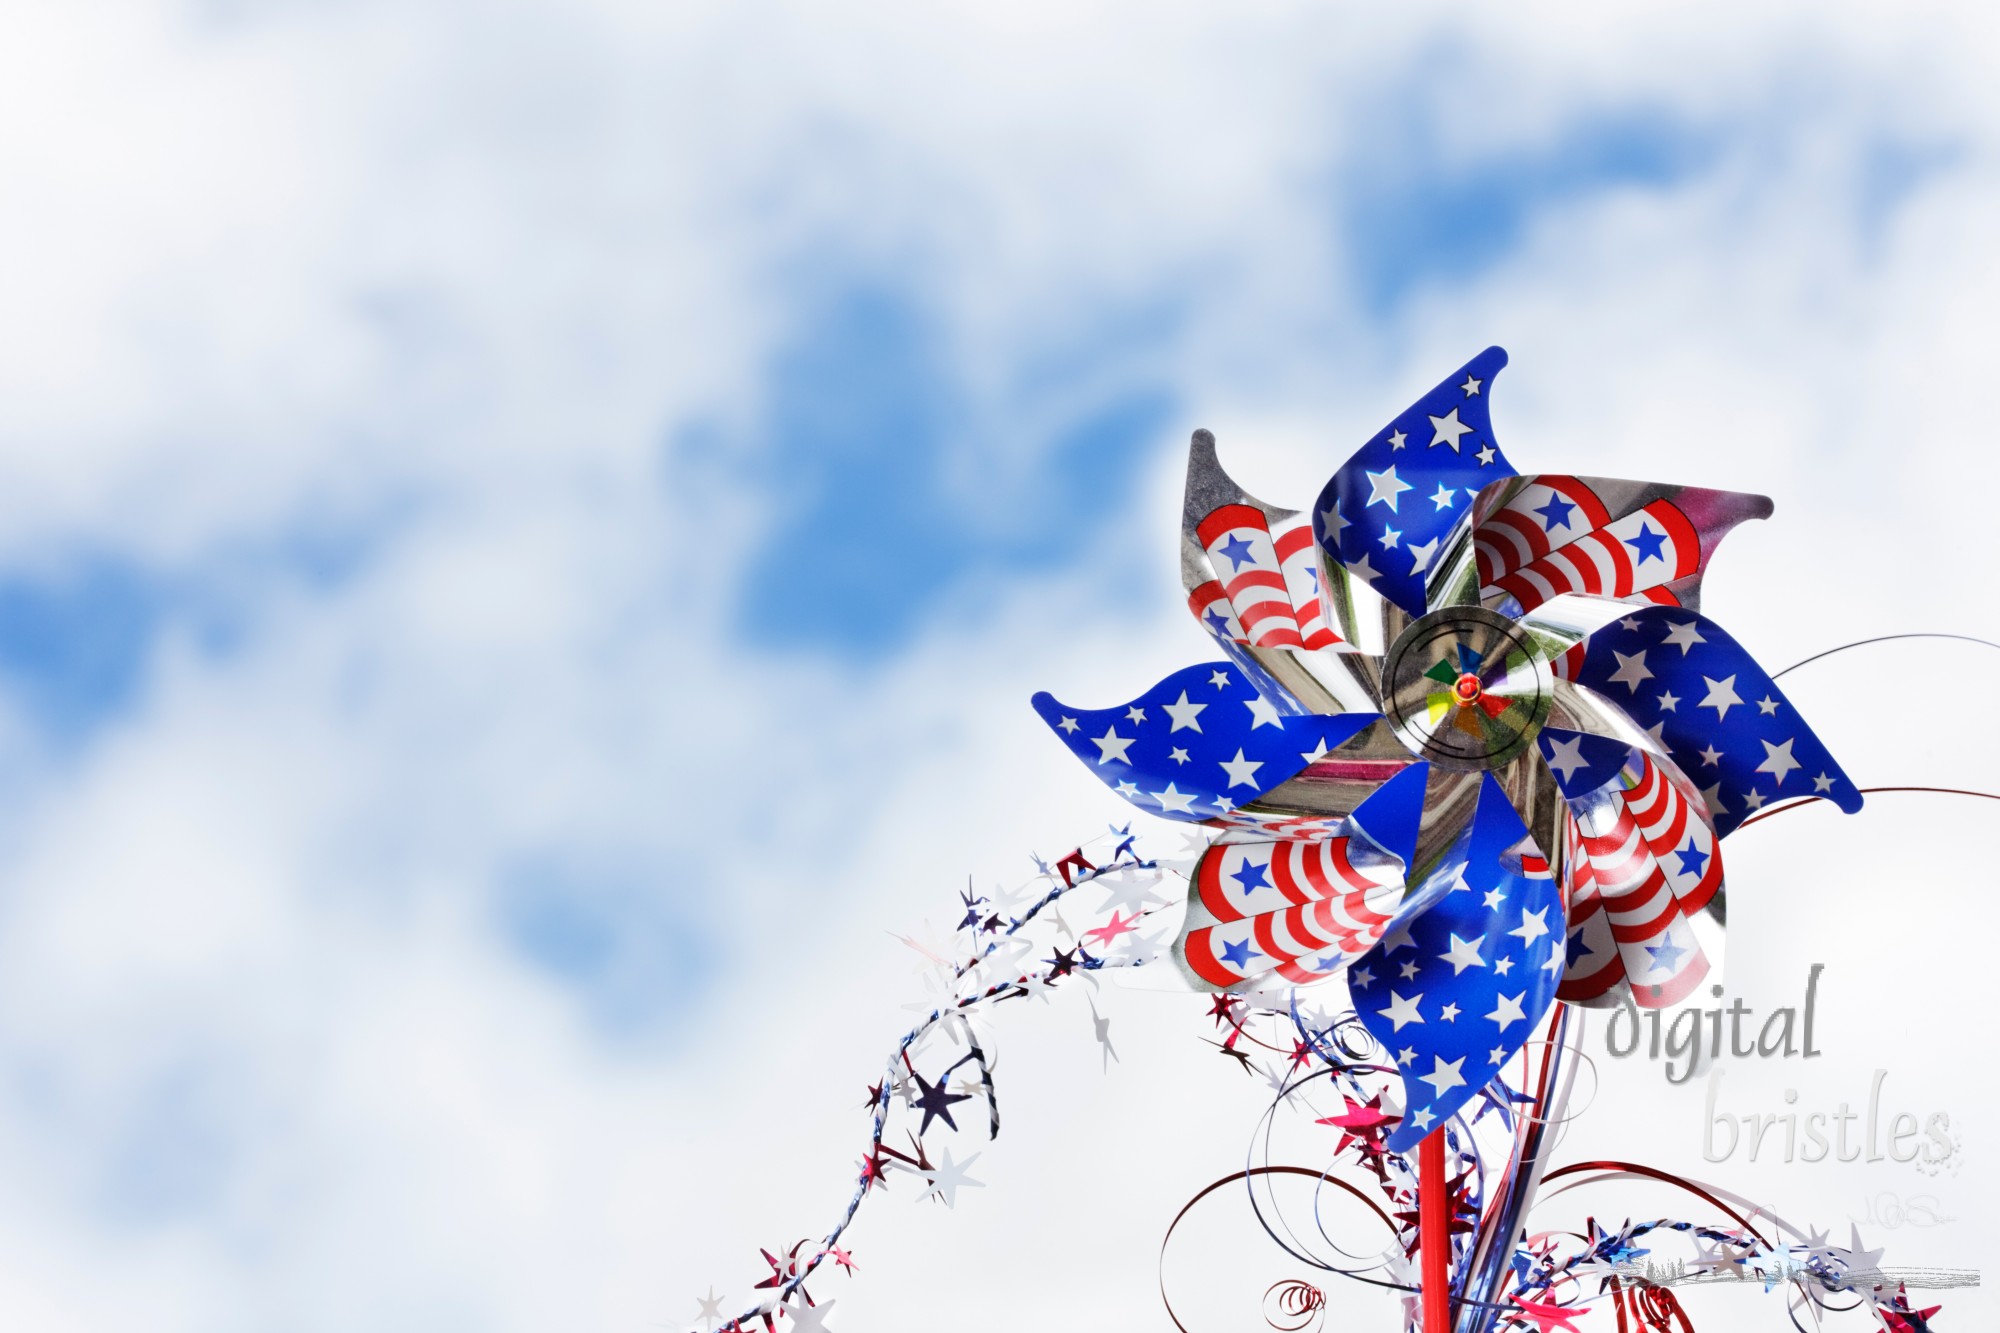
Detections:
1380,605,1553,772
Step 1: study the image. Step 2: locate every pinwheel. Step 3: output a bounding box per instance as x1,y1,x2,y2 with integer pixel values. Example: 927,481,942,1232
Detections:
1031,345,1865,1150
689,348,1961,1333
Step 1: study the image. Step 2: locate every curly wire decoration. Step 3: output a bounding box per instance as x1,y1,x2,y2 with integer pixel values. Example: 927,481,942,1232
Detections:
1738,784,2000,830
1608,1275,1695,1333
1771,630,2000,679
1158,1166,1397,1333
1537,1161,1774,1246
1262,1278,1327,1332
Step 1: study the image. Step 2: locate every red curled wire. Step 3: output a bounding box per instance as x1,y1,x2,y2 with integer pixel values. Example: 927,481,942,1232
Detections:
1262,1279,1326,1332
1610,1276,1694,1333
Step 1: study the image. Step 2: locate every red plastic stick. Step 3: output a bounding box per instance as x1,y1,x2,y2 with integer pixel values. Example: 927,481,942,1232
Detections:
1419,1128,1450,1331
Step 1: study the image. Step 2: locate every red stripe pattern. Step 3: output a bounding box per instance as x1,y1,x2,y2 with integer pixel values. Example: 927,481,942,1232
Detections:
1190,504,1341,650
1474,477,1612,587
1487,498,1700,615
1273,523,1340,648
1179,837,1405,988
1558,752,1722,1008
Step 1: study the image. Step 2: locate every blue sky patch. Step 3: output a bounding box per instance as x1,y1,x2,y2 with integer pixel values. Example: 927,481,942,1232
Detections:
729,280,1174,659
497,851,719,1036
0,556,167,743
1337,106,1718,313
0,504,404,748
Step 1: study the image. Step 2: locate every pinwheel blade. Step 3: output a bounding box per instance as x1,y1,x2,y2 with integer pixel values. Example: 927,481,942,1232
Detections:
1176,834,1407,990
1348,772,1564,1152
1538,726,1722,1008
1560,608,1863,835
1460,475,1772,618
1181,430,1341,651
1180,431,1385,714
1313,347,1516,621
1171,763,1432,990
1031,662,1380,826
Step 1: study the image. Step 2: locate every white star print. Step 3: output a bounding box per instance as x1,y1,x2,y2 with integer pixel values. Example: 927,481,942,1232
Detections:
1151,784,1199,814
1209,670,1231,688
1657,690,1680,712
1115,780,1140,797
1057,715,1079,733
1607,649,1653,693
1419,1055,1467,1097
1742,788,1767,812
1482,886,1505,910
1620,616,1642,631
1320,504,1349,539
1300,736,1332,764
1661,620,1706,654
1698,743,1724,766
1493,956,1514,975
1699,674,1743,719
1244,697,1284,729
1439,932,1487,975
1379,525,1402,549
1169,747,1189,764
1486,991,1527,1030
1219,748,1265,789
1376,990,1425,1031
1411,1107,1434,1129
1351,966,1375,989
1428,408,1473,452
1462,375,1482,396
1398,959,1420,980
1700,781,1728,813
1387,428,1407,451
1440,1002,1460,1021
1508,906,1550,946
1812,772,1835,792
1349,552,1380,582
1757,695,1780,716
1756,737,1801,784
1163,691,1207,732
1091,727,1134,765
1430,483,1457,510
1544,734,1590,780
1126,706,1147,724
1407,536,1441,575
1365,465,1413,510
1476,443,1496,465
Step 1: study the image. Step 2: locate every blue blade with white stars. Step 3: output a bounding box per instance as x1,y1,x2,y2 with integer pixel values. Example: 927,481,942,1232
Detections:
1348,772,1564,1152
1313,346,1517,619
1566,607,1863,836
1031,663,1380,824
1533,726,1637,800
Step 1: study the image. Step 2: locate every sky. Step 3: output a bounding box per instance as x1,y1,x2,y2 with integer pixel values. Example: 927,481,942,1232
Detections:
0,1,1995,1330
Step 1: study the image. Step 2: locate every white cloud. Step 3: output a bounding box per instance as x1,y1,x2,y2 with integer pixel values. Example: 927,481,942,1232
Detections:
0,1,1993,1330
